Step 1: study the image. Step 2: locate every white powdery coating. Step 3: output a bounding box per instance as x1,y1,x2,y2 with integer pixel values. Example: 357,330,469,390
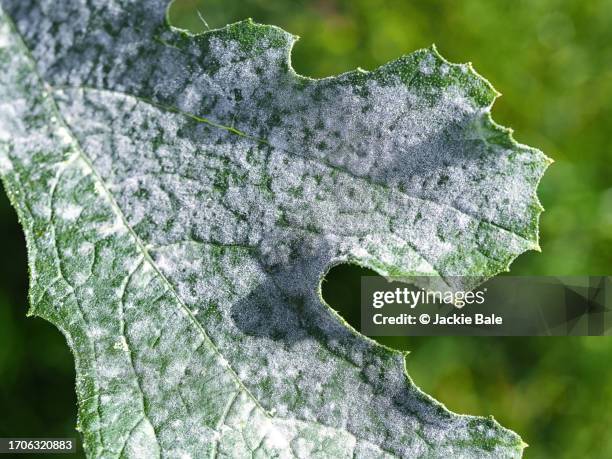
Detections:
0,2,547,458
50,85,531,456
0,152,11,172
0,19,9,48
122,418,160,459
57,202,82,221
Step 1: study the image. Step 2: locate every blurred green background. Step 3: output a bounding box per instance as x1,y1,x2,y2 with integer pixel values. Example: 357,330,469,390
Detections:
1,0,611,457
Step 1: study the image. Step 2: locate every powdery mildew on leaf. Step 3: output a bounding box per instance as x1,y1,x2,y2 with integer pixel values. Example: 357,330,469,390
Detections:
0,0,549,457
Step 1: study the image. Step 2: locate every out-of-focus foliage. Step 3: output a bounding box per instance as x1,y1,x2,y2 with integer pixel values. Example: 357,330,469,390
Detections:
0,0,610,458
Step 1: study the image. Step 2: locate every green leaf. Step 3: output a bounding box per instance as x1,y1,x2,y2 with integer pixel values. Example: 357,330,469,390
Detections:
0,1,548,457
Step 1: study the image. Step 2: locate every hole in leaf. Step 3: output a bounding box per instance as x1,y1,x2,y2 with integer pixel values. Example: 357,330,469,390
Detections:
321,263,376,333
321,263,414,353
